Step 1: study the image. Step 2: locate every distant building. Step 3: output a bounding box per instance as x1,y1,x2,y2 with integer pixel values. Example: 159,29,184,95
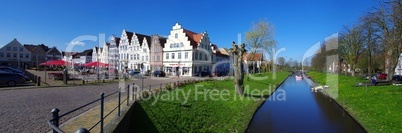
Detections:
243,53,263,73
24,43,61,68
150,35,166,71
211,45,230,75
163,23,214,76
108,36,120,71
0,39,31,68
71,49,92,65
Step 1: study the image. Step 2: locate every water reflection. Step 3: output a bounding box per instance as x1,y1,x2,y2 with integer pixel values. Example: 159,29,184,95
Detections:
247,76,364,133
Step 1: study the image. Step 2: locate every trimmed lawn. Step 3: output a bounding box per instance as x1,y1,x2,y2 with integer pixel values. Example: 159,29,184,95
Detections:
129,72,288,132
308,72,402,132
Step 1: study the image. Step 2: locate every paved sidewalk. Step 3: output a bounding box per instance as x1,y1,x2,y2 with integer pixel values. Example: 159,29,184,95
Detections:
0,76,198,132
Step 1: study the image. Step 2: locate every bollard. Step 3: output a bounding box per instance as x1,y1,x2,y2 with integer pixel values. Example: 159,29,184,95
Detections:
75,128,89,133
132,83,135,101
82,79,85,85
37,76,41,86
51,108,60,133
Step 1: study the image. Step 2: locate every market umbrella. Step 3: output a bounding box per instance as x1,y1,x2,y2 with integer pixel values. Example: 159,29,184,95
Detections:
40,60,74,66
83,61,109,67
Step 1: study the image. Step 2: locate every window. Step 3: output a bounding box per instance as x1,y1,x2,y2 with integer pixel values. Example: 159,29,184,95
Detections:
172,53,175,59
175,33,178,38
7,53,10,57
131,55,133,60
137,54,140,60
166,53,169,59
7,47,10,51
146,56,148,61
19,47,23,51
13,47,17,51
185,52,188,59
142,56,144,61
143,48,147,53
157,55,160,61
195,52,198,59
199,53,202,60
0,52,3,57
178,53,181,59
13,53,17,58
19,53,23,58
205,54,207,60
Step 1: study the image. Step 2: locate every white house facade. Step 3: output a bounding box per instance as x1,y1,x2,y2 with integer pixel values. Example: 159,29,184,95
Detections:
0,39,31,68
108,36,120,71
163,23,214,76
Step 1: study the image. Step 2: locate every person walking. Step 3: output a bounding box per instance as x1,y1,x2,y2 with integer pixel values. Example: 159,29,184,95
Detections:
371,75,377,86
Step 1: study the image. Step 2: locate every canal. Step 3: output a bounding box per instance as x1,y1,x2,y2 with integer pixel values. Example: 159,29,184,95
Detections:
247,75,365,133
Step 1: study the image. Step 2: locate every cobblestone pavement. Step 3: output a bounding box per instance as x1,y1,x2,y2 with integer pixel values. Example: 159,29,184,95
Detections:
0,76,202,132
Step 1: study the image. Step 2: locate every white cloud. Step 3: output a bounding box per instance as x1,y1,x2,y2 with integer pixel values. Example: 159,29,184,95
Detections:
67,41,85,46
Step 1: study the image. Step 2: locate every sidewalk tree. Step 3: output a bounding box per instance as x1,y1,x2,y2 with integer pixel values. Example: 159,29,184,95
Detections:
245,18,276,73
231,41,246,95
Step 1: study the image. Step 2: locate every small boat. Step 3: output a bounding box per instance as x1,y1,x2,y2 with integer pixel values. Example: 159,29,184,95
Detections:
295,75,303,80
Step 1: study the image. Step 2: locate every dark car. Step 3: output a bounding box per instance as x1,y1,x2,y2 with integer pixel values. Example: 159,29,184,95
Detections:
154,70,166,77
0,72,26,87
0,69,29,81
200,71,211,77
392,75,402,81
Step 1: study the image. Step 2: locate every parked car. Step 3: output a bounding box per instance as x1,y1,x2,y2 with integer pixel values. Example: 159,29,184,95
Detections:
0,71,26,87
0,66,25,74
200,71,211,77
153,70,166,77
377,73,388,80
0,69,30,81
392,75,402,81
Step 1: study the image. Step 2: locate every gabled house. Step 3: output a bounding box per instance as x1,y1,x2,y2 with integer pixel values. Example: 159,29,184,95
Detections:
0,39,31,68
92,46,103,62
46,47,62,60
243,53,263,73
108,36,120,71
24,44,47,68
150,35,166,71
211,44,230,75
163,23,214,76
72,49,93,65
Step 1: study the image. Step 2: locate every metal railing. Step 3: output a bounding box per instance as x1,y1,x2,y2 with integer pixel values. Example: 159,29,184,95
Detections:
47,78,199,133
47,83,138,133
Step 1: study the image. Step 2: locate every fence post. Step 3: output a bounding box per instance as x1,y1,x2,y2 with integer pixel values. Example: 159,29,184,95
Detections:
141,77,144,92
149,85,151,91
118,89,121,116
160,83,162,91
127,84,130,106
100,93,105,133
51,108,60,133
132,83,135,101
37,76,41,86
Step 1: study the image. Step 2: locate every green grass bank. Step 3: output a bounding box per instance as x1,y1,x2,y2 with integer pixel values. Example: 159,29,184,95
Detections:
308,72,402,132
127,72,288,132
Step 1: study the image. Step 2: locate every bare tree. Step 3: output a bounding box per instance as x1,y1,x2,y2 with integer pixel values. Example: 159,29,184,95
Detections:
277,57,285,69
339,25,365,77
372,0,402,80
245,18,276,73
361,14,383,75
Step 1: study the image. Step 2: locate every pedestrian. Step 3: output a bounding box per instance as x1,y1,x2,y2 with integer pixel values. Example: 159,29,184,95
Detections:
371,75,377,86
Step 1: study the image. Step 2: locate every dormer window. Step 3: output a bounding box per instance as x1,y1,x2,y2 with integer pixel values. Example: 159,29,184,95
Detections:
175,33,178,38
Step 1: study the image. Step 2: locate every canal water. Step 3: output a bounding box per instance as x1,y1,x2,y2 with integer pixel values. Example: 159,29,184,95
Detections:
247,76,365,133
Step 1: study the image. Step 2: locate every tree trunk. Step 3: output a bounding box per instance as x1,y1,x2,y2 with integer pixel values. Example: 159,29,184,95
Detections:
232,43,245,95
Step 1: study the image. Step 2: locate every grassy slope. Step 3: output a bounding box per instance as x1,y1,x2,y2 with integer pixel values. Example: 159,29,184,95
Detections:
131,72,288,132
308,72,402,132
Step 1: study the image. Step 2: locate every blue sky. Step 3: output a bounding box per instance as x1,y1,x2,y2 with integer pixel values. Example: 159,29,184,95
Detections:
0,0,378,61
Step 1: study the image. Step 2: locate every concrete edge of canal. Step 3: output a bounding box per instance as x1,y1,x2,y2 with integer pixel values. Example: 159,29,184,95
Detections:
304,74,368,133
244,74,290,132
